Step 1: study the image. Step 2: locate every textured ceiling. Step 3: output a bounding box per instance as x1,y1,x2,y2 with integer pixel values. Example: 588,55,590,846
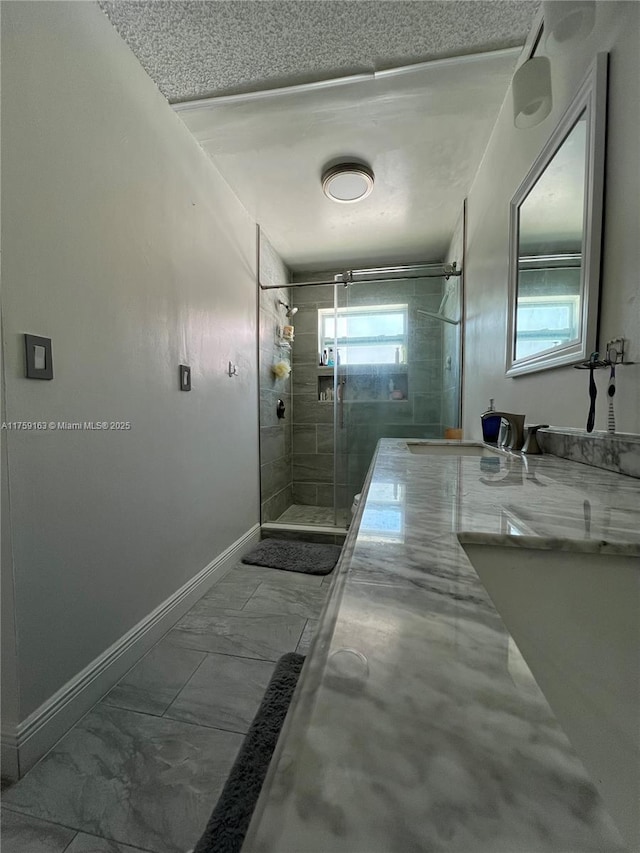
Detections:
98,0,540,269
99,0,539,103
177,49,520,269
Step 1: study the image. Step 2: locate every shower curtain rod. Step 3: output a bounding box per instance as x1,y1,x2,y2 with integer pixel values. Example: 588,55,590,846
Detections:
256,225,461,290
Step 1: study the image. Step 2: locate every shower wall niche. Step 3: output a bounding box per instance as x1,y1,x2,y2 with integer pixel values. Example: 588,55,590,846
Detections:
316,367,409,403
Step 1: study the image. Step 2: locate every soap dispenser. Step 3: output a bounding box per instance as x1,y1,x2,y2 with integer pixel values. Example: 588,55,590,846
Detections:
481,399,501,444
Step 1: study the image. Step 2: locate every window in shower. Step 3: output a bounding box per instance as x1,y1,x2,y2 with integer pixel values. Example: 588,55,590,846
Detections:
318,304,408,365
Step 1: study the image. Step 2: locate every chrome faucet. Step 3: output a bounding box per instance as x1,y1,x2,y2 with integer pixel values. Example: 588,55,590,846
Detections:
487,412,526,451
521,424,549,455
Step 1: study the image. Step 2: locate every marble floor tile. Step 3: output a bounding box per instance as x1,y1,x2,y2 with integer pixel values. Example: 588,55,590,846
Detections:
0,808,76,853
102,639,206,716
166,609,305,661
65,832,150,852
232,562,325,588
195,573,263,610
165,653,275,733
296,619,319,655
1,704,242,853
243,583,327,620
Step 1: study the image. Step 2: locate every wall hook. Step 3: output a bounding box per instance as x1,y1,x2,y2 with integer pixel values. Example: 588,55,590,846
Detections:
227,361,238,377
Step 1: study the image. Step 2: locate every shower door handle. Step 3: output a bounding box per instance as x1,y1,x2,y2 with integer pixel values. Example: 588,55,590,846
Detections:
338,378,346,428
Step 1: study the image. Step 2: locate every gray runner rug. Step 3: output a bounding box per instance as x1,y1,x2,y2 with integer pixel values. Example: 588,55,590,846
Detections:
192,652,305,853
241,538,341,575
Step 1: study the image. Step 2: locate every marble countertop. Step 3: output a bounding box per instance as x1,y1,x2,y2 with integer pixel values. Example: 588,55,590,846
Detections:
243,440,640,852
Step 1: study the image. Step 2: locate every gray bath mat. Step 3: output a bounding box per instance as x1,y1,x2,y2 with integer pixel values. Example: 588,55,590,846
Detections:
242,539,341,575
193,652,305,853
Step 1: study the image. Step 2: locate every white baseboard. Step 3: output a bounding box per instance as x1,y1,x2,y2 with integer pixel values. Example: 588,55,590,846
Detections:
1,731,19,782
1,524,260,780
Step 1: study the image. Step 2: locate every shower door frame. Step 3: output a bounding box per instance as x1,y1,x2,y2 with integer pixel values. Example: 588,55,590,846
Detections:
256,225,462,531
330,268,463,529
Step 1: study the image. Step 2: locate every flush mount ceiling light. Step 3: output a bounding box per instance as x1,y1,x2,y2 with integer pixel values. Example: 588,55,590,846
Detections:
512,56,553,128
321,162,374,203
543,0,595,53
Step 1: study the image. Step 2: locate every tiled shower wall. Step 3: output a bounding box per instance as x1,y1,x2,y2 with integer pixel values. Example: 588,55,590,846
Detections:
259,236,293,522
290,275,449,508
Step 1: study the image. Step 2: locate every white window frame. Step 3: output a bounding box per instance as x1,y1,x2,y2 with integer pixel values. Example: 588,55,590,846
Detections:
514,293,581,361
318,303,408,366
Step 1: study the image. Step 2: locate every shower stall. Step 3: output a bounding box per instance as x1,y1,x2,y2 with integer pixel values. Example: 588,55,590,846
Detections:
258,231,462,533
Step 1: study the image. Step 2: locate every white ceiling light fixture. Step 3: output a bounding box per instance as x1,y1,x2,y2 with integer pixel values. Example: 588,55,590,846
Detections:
543,0,595,53
512,56,552,128
322,162,374,203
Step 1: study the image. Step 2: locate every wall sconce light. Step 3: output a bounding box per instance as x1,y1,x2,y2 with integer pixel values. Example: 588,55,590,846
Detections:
512,56,553,128
543,1,595,53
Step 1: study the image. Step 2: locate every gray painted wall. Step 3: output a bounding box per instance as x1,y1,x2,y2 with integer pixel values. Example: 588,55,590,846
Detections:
290,276,447,508
464,2,640,437
1,1,259,721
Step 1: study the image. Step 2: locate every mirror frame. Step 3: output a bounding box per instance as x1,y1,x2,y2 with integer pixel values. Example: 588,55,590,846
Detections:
506,53,608,377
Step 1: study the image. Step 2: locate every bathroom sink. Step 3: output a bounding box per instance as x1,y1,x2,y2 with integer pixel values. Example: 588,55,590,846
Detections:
459,537,640,849
406,441,503,457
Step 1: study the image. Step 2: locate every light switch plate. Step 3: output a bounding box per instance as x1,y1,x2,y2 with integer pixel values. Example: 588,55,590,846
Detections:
179,364,191,391
25,334,53,379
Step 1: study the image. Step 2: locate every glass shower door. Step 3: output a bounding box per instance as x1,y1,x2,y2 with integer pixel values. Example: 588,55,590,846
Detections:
335,270,462,525
331,279,412,526
278,265,460,532
330,282,350,529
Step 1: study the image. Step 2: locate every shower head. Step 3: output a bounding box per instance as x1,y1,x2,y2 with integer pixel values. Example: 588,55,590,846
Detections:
277,300,298,318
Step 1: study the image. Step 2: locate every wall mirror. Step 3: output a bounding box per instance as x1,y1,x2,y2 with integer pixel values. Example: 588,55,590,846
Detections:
506,53,608,376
